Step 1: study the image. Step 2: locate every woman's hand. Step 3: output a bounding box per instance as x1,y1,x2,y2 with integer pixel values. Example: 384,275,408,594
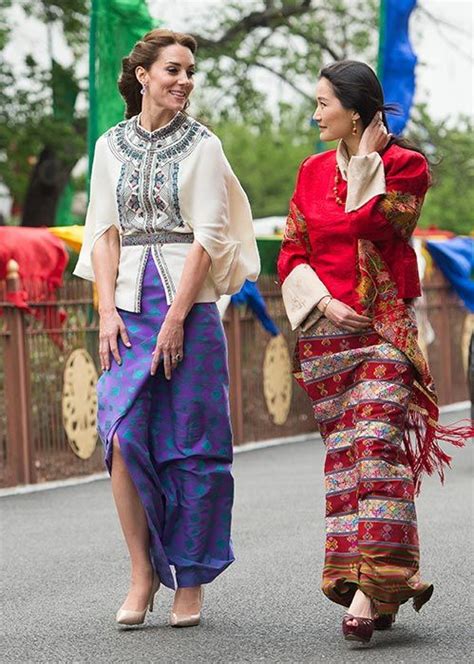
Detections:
323,298,372,332
151,314,184,379
357,112,391,156
99,309,131,371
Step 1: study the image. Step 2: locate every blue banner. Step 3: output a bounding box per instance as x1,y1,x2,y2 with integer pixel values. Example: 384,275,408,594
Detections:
231,281,280,336
378,0,418,135
427,237,474,313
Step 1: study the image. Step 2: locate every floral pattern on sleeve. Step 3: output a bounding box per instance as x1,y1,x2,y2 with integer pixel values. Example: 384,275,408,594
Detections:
284,201,312,255
378,191,424,241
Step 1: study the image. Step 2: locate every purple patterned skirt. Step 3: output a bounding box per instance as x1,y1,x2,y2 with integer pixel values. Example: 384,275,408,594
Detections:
97,254,234,589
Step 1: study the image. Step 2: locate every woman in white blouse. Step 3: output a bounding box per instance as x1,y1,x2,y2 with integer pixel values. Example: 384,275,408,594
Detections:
75,28,259,627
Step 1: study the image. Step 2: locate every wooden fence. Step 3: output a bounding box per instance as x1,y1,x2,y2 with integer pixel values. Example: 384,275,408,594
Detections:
0,263,471,487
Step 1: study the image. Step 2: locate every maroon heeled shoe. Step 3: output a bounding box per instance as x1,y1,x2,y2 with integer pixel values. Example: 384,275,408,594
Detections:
342,613,374,644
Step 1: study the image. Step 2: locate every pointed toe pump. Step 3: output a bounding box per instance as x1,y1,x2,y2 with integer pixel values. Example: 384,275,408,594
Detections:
116,575,161,626
170,586,204,628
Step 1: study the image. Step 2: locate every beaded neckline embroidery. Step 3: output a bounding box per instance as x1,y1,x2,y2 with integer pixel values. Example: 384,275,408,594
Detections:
106,112,206,162
134,112,187,143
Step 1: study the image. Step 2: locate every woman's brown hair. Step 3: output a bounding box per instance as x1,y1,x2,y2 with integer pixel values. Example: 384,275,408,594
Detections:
118,28,198,119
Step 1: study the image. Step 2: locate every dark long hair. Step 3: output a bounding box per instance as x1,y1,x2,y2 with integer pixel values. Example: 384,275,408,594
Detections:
319,60,426,159
118,28,197,119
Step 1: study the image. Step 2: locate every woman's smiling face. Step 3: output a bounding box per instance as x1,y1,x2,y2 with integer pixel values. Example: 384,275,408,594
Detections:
136,44,196,112
313,76,359,142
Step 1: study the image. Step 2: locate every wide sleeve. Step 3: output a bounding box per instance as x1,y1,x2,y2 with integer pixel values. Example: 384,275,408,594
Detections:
344,150,430,242
181,135,260,295
277,162,331,331
73,136,120,282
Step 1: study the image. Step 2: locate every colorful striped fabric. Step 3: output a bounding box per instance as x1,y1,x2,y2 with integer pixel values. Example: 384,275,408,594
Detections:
296,317,433,615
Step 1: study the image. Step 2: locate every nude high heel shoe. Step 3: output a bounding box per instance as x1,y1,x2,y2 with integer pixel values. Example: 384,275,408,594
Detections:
170,586,204,628
116,575,160,626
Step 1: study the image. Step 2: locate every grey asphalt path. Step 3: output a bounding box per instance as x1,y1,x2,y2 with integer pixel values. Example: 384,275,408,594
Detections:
1,409,472,663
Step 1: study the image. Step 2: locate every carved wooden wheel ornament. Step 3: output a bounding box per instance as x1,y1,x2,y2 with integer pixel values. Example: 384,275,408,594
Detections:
62,349,98,459
263,334,292,425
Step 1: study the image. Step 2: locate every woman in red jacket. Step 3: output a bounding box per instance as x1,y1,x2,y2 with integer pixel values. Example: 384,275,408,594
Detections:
278,60,469,645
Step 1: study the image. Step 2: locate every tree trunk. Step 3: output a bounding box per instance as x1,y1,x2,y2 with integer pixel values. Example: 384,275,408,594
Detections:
21,147,72,227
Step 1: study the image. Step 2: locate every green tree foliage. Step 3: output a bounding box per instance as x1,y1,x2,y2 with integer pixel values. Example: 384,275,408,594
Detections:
194,0,379,119
1,0,472,236
408,105,474,235
16,0,88,56
1,0,378,219
214,104,316,218
0,54,85,208
0,0,87,221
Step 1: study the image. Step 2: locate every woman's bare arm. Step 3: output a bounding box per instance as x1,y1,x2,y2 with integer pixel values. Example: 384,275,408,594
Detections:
151,241,211,378
92,227,131,371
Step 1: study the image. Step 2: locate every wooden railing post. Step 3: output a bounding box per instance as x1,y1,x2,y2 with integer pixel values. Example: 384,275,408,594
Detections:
3,259,35,485
227,303,244,446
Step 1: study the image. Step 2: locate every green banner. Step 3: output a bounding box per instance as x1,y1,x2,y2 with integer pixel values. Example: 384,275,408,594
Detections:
88,0,155,169
257,237,282,275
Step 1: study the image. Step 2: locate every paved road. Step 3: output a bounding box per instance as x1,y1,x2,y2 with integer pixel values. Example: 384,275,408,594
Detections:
1,409,472,663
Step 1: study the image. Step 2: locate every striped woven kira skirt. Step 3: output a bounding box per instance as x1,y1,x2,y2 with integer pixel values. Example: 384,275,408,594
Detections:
295,317,433,615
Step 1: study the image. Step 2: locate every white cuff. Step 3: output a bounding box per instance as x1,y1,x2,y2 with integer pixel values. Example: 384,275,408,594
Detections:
345,152,386,212
281,263,330,331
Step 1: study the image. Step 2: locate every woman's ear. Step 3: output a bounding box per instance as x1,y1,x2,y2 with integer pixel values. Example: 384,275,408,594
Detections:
135,66,146,86
351,111,361,121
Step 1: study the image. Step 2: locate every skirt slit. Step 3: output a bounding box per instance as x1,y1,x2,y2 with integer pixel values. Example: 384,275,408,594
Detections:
110,428,172,588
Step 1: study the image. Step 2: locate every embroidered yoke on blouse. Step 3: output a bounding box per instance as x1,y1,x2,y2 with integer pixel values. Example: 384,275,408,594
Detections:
75,112,260,312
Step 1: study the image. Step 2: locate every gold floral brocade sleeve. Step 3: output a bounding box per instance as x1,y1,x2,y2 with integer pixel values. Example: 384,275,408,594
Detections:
378,191,425,241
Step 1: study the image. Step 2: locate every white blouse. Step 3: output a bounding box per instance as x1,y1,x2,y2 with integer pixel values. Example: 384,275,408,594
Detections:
74,112,260,312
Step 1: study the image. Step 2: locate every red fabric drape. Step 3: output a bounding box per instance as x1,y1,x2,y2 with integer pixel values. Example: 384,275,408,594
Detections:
0,227,69,347
0,227,69,289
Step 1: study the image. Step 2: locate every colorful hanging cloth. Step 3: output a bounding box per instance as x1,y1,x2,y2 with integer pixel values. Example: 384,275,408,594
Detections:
378,0,418,134
0,227,69,347
427,237,474,313
231,280,280,336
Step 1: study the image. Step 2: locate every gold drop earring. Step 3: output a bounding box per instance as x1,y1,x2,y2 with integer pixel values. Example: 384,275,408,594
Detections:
352,119,357,135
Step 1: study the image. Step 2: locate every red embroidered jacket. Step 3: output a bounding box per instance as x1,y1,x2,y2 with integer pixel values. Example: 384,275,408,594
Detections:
277,143,430,313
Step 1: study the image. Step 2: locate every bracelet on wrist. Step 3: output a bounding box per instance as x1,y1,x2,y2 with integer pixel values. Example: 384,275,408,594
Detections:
316,293,331,311
316,294,331,311
321,296,333,314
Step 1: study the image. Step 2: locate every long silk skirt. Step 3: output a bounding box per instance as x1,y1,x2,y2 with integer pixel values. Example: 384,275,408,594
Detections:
97,254,234,589
297,318,433,615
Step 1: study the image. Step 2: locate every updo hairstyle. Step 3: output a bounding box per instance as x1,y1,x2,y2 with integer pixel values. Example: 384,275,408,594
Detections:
118,28,197,119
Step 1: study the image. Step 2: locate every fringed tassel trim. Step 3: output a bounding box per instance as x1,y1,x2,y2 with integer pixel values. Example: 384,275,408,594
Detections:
404,402,472,494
